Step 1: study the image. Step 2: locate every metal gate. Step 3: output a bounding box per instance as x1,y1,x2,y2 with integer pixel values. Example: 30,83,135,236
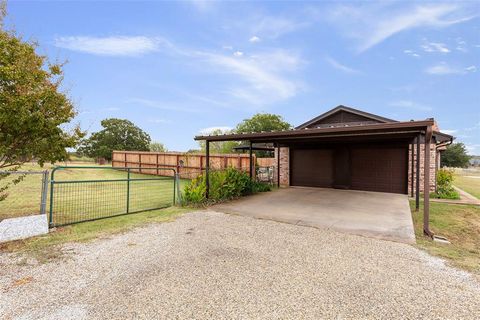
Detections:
49,166,177,227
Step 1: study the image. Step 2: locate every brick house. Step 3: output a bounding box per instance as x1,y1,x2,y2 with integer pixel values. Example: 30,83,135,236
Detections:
196,105,453,235
274,106,452,195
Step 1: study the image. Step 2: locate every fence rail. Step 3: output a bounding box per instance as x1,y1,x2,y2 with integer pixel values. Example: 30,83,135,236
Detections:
112,150,276,179
49,166,177,227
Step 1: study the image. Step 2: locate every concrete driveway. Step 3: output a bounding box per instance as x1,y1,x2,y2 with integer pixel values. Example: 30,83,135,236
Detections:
213,187,415,243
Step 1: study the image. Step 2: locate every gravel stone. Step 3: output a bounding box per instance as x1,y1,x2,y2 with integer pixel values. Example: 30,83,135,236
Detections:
1,210,479,319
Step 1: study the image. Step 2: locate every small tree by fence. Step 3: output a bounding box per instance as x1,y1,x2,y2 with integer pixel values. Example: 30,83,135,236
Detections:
112,151,276,179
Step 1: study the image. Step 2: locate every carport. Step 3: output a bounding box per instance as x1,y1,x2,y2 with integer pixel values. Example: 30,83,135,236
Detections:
195,119,449,237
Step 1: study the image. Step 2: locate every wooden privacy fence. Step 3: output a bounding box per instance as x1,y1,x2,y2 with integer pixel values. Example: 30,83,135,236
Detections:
112,151,275,179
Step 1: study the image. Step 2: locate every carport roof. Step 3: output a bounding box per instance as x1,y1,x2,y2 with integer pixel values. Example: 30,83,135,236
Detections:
195,119,453,144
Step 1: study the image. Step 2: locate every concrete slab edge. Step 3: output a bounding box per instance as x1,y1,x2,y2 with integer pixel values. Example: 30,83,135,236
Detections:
0,214,49,243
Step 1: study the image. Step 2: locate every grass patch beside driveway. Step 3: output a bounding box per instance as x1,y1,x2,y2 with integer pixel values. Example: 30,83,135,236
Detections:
453,167,480,199
0,206,190,263
410,200,480,275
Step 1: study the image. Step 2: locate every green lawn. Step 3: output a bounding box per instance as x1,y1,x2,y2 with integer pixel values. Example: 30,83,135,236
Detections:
0,206,191,263
410,201,480,274
1,163,189,224
453,168,480,199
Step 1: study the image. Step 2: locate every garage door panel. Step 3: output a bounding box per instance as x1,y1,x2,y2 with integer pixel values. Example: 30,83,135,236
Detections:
291,149,333,187
351,147,407,194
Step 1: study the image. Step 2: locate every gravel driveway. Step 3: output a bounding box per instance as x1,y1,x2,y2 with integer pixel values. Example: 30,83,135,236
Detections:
1,210,479,319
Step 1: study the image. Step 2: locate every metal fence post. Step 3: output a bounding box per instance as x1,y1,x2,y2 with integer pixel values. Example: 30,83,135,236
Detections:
173,170,176,205
49,169,56,227
126,168,131,213
175,172,182,206
40,170,49,216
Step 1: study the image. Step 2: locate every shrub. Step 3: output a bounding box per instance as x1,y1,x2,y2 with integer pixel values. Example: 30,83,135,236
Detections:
182,167,271,205
431,168,460,200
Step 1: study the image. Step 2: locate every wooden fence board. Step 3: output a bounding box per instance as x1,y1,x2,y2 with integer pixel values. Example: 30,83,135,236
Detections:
112,151,274,179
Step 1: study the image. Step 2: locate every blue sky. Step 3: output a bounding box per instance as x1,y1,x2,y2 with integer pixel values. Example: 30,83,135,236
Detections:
5,1,480,153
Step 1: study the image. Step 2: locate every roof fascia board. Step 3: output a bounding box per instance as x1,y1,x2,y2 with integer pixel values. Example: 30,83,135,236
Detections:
196,120,434,142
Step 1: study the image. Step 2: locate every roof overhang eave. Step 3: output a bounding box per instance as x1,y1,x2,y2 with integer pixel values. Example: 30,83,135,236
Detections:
195,120,435,142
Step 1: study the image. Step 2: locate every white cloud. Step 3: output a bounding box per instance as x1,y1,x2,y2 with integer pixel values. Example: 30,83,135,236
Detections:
421,42,450,53
233,51,244,57
202,49,303,105
249,36,261,43
328,3,476,52
199,126,232,135
465,65,477,72
325,56,360,74
389,100,432,111
441,129,457,135
425,62,477,75
403,50,421,58
250,16,306,39
54,36,165,56
455,38,468,52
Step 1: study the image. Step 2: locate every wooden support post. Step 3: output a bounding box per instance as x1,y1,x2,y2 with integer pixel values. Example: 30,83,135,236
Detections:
206,141,210,199
139,154,142,173
415,134,420,211
277,144,280,188
424,126,433,237
156,154,159,175
410,140,414,197
249,141,253,178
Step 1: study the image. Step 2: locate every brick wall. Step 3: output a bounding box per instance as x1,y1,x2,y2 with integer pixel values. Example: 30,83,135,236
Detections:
407,143,437,194
274,147,290,187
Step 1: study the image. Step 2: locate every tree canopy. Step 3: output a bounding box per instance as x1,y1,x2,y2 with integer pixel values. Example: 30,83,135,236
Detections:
149,141,167,152
79,119,151,161
0,7,83,170
235,113,292,133
198,128,238,154
441,143,471,168
197,114,292,155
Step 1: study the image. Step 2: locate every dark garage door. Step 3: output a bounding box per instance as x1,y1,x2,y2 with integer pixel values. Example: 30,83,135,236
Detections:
350,147,407,194
291,146,407,194
291,149,333,187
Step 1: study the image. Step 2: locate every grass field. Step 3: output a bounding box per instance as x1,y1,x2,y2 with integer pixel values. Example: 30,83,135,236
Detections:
453,167,480,199
1,163,188,224
410,201,480,275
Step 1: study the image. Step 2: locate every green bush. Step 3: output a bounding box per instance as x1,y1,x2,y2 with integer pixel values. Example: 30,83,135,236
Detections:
431,168,460,200
182,167,271,205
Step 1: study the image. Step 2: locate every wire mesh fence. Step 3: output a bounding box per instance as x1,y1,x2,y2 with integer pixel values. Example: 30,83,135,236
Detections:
0,170,49,221
49,166,177,227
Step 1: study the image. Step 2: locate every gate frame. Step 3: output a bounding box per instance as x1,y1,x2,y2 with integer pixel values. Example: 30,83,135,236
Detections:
49,166,177,227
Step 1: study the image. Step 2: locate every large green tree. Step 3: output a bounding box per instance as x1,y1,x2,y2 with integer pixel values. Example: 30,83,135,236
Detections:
198,128,239,154
79,118,151,161
441,143,471,168
235,113,292,157
198,114,292,155
0,5,83,170
235,113,292,134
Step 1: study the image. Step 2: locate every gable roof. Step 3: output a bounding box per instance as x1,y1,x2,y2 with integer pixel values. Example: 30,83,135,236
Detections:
295,105,397,130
